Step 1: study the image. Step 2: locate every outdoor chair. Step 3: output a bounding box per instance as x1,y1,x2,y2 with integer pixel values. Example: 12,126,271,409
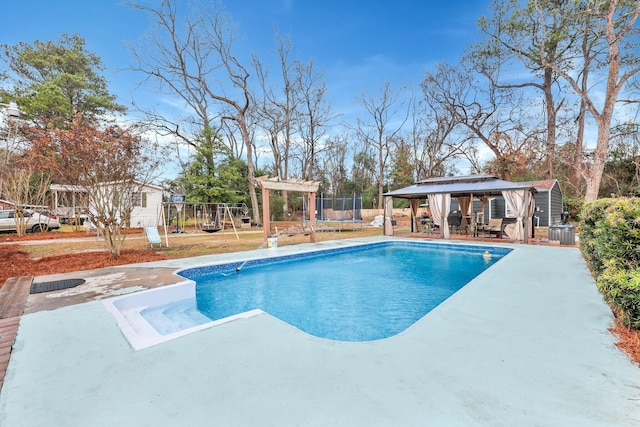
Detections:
422,218,437,234
485,218,503,238
447,212,462,233
475,218,503,238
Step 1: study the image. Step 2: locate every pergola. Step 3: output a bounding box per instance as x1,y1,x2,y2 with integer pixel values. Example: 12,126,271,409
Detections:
257,176,320,243
383,174,537,243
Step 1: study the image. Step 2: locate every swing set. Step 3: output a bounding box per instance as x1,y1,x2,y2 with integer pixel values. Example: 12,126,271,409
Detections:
152,202,249,247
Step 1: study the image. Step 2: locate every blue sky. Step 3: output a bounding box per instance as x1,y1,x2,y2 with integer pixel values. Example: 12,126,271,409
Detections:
3,1,492,175
3,1,489,114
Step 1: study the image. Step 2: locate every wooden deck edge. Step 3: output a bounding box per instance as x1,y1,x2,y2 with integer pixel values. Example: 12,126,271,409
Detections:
0,276,33,319
0,277,32,394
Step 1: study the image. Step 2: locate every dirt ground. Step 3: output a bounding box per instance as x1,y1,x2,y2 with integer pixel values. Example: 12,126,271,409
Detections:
1,226,638,366
0,244,167,283
0,229,168,283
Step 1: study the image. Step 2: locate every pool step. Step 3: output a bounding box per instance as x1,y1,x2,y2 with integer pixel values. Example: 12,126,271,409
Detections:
140,298,211,336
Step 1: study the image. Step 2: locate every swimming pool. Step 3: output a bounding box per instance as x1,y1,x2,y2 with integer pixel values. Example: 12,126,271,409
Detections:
183,242,508,341
104,240,511,349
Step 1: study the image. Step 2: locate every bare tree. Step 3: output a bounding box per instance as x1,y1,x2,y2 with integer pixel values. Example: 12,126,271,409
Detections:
0,108,51,235
0,112,28,199
1,164,50,236
351,144,377,191
130,0,261,224
409,93,465,180
253,32,299,211
355,82,408,209
254,59,285,177
318,134,350,195
422,63,542,181
220,119,245,159
295,60,333,181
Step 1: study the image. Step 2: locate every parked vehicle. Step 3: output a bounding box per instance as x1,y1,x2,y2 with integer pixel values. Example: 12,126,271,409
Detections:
0,210,61,233
59,213,90,225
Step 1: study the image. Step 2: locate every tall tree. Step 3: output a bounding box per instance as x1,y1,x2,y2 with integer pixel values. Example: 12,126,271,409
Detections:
409,94,464,180
471,0,572,180
253,32,300,212
355,82,408,209
130,0,261,224
351,149,378,208
295,60,333,181
535,0,640,201
389,139,414,190
317,134,350,195
1,33,124,128
177,129,246,203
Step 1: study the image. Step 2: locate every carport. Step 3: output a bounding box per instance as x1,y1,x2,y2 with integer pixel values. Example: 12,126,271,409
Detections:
383,174,537,243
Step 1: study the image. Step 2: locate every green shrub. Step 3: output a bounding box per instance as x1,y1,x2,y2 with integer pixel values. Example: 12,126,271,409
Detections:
564,195,584,222
599,198,640,269
579,198,614,275
580,197,640,329
598,267,640,329
580,197,640,275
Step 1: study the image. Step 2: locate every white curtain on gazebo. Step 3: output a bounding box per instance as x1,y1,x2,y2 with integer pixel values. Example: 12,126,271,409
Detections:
526,191,535,237
502,190,533,241
428,193,451,239
383,196,394,236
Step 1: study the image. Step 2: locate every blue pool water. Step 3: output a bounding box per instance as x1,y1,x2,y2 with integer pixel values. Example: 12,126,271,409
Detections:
179,242,510,342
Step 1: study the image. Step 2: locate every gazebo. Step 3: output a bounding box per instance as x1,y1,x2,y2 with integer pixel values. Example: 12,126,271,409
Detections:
383,174,537,243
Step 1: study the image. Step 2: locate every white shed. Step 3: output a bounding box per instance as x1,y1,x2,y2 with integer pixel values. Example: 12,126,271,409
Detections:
51,180,164,228
125,181,164,228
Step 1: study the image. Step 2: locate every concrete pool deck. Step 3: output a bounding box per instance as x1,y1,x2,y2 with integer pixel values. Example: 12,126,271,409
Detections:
0,237,639,426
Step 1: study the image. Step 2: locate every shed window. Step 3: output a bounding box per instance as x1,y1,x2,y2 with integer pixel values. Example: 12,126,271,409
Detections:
131,192,147,208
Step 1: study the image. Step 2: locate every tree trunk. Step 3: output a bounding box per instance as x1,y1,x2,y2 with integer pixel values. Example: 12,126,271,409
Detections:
584,123,611,202
543,68,556,180
570,98,587,193
378,146,384,210
239,118,261,225
584,6,623,202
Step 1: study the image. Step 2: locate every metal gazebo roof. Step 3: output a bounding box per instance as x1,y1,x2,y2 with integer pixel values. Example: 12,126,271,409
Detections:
384,174,536,199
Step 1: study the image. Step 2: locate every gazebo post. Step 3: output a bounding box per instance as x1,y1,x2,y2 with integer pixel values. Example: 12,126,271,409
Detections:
524,190,530,243
383,196,394,236
470,192,474,235
410,199,419,233
260,185,271,242
309,191,317,242
440,195,446,239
